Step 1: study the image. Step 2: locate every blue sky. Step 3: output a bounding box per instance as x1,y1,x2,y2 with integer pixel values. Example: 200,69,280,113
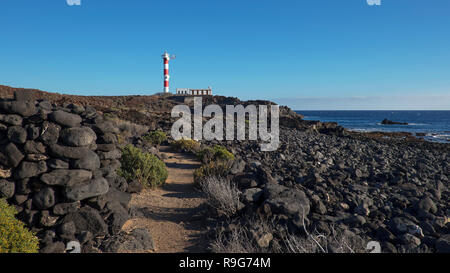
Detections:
0,0,449,110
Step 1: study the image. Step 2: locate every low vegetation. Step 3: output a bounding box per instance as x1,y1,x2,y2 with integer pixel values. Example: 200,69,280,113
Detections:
0,199,39,253
198,176,241,218
211,216,367,254
170,138,201,153
197,145,234,163
118,144,168,188
193,160,233,184
143,130,167,146
104,115,149,139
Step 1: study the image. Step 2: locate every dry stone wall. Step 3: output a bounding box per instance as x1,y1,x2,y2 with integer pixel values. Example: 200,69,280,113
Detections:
0,92,138,253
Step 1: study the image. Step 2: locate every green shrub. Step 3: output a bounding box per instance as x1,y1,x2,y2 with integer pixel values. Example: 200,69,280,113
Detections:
171,139,201,153
0,199,39,253
143,130,167,146
212,145,234,162
194,160,233,186
118,144,168,188
197,147,215,163
197,145,234,163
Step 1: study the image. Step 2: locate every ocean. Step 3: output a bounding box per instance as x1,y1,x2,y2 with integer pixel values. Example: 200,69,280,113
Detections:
296,110,450,143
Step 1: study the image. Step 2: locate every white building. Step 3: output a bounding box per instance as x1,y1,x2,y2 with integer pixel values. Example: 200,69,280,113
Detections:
176,87,213,96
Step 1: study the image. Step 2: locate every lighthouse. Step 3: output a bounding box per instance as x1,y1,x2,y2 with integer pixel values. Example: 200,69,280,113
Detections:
162,51,175,93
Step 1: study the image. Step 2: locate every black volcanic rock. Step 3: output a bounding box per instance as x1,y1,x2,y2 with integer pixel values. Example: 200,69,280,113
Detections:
0,179,15,198
40,169,92,187
33,187,56,210
381,119,408,125
60,127,97,147
65,177,109,201
14,161,47,179
0,100,37,117
4,143,24,167
71,150,101,171
7,126,27,144
49,110,82,127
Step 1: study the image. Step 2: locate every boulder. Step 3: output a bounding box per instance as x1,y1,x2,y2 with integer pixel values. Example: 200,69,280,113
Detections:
104,187,131,208
4,143,24,167
263,183,310,219
0,100,37,117
0,179,15,198
14,161,47,179
67,103,85,114
33,187,56,210
24,141,46,154
57,221,77,240
230,159,246,174
415,197,437,214
0,114,22,126
60,127,97,147
65,177,110,201
15,178,32,195
49,110,82,127
62,207,108,237
47,159,69,169
38,100,52,110
105,200,129,235
107,175,128,192
25,124,40,140
39,122,61,145
7,126,27,144
41,169,92,187
435,235,450,253
49,144,90,159
242,188,263,203
53,201,81,215
71,150,100,171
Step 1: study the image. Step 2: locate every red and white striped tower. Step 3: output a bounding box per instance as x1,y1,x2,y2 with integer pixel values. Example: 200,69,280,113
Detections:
162,52,174,93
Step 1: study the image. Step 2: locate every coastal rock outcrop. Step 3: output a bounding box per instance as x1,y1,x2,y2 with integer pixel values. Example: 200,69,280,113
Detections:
381,119,408,125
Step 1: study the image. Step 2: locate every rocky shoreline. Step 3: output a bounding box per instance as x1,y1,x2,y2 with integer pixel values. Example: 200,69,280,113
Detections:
202,124,449,253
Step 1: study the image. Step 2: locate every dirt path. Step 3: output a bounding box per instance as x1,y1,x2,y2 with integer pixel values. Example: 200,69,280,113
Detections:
122,146,209,253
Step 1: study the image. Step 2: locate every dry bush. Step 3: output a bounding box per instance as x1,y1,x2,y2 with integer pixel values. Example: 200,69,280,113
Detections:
199,176,241,218
282,214,366,253
283,227,366,253
212,224,257,253
211,216,280,253
211,215,367,254
106,116,149,138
